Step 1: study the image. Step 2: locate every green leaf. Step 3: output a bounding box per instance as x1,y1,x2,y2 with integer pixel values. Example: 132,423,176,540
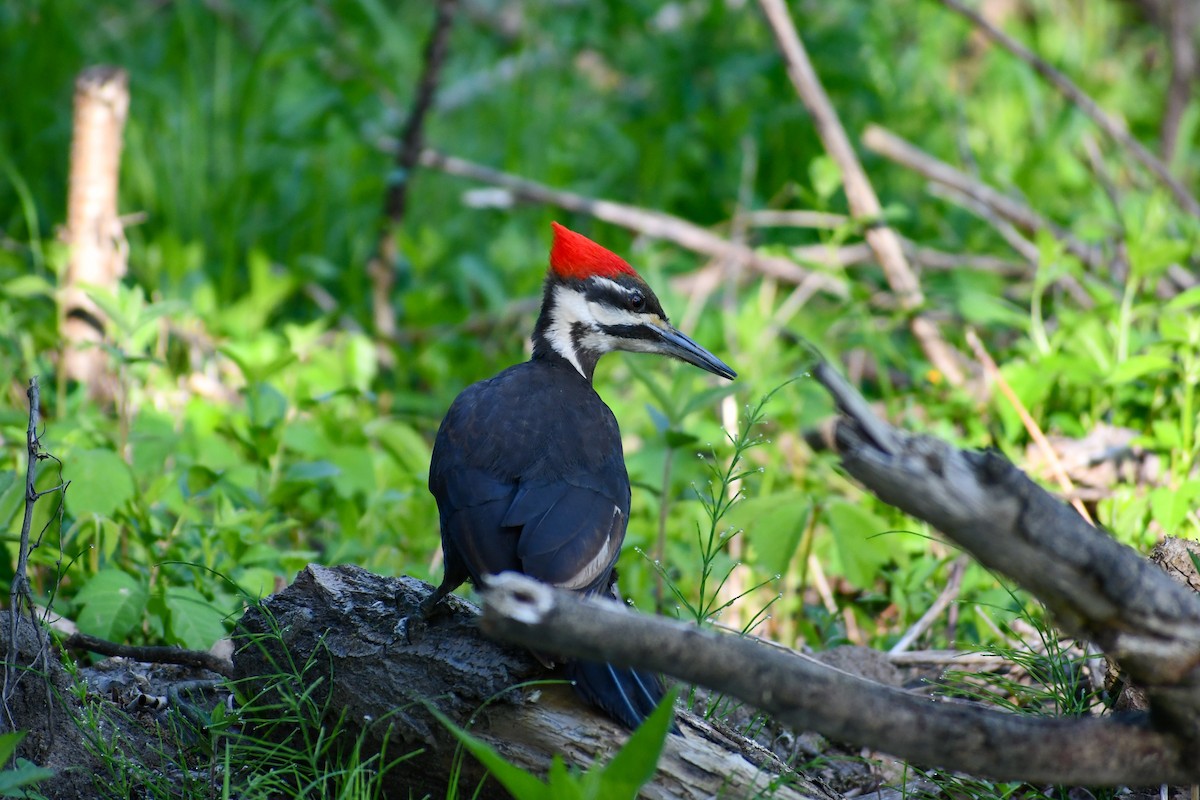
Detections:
545,757,586,800
1105,353,1173,385
825,499,894,588
734,492,811,575
1149,481,1200,536
0,732,23,763
330,446,375,498
184,465,220,496
597,687,677,797
430,708,549,799
283,461,341,484
165,587,228,649
0,759,54,794
1165,286,1200,313
809,155,842,201
75,570,147,641
67,449,135,518
3,274,54,299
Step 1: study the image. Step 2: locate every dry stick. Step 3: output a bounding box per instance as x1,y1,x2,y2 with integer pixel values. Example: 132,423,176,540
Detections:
482,573,1194,785
741,209,849,229
937,0,1200,218
419,149,848,298
2,379,55,733
886,649,1008,667
862,124,1107,271
61,66,129,402
964,329,1094,525
63,632,233,678
925,182,1095,310
369,0,458,359
1161,0,1200,165
757,0,966,387
889,554,968,654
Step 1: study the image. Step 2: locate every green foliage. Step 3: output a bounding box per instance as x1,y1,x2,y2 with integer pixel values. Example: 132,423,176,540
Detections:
435,687,678,800
83,611,420,798
0,731,53,798
0,0,1197,792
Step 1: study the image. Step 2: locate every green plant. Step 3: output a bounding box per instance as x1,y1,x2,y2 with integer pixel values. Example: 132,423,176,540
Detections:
435,687,678,800
0,731,53,798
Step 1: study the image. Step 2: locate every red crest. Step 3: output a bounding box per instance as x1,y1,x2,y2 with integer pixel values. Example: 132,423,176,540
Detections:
549,222,637,280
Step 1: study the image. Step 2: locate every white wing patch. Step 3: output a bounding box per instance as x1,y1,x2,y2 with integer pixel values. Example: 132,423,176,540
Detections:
553,505,624,592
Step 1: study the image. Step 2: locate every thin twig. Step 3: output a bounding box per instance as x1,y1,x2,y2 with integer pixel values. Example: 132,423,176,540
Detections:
863,124,1106,271
965,329,1094,525
885,649,1008,667
889,554,968,654
369,0,459,354
741,209,849,229
1162,0,1200,165
64,632,234,677
419,149,848,298
757,0,965,386
3,378,53,734
937,0,1200,218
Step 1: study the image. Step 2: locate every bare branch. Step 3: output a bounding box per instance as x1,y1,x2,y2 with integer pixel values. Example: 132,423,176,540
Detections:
1161,0,1199,165
889,554,968,654
862,124,1107,271
64,632,233,678
757,0,966,386
419,149,848,299
370,0,458,352
481,573,1197,785
741,209,849,229
937,0,1200,218
809,359,1200,742
3,378,56,734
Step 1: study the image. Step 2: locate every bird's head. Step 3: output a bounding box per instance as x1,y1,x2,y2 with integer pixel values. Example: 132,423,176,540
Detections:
531,222,736,383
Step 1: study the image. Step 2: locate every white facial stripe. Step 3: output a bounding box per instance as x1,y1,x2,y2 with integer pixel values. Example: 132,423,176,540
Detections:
546,285,590,377
546,282,667,378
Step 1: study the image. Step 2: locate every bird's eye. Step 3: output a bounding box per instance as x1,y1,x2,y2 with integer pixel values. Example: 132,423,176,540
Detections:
628,290,646,312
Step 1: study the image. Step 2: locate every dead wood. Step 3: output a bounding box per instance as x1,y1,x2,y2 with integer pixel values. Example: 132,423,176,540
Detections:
861,124,1107,271
61,66,128,400
232,564,823,800
808,359,1200,740
481,572,1193,785
369,0,458,361
417,148,849,300
475,359,1200,785
758,0,966,387
937,0,1200,218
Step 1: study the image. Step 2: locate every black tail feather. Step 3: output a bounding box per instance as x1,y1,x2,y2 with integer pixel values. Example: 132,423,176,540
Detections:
565,659,675,731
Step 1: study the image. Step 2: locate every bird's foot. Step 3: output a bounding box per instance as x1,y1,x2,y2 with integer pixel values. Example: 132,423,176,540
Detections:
393,612,428,644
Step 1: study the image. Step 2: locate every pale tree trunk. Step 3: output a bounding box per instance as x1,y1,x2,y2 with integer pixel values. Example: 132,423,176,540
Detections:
61,65,129,401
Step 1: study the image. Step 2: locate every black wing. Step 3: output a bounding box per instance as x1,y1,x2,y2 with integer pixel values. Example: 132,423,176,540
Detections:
428,360,631,596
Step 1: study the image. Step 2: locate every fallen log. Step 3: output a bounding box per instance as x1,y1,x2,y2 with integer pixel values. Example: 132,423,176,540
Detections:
232,564,822,799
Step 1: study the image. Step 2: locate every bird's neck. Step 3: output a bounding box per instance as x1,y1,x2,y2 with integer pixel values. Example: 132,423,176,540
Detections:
531,281,601,383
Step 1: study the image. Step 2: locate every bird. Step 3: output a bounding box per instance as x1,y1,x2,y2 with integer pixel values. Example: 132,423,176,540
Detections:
422,222,736,729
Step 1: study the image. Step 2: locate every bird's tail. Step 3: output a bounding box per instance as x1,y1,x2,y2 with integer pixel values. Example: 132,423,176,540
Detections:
564,658,672,730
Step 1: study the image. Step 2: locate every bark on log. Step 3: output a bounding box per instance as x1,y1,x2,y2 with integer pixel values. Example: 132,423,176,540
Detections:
469,359,1200,786
232,564,823,800
807,360,1200,743
480,573,1197,785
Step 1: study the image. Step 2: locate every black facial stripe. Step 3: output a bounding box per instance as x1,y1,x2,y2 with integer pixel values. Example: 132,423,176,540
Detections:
599,323,659,341
583,281,633,307
582,278,666,316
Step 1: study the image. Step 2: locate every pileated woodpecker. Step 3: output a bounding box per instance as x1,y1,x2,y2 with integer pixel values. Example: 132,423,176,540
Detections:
423,222,736,728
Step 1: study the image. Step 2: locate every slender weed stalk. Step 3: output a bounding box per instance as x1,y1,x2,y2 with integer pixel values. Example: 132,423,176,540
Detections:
654,382,796,630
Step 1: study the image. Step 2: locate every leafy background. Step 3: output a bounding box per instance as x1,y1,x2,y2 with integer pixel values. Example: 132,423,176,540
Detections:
0,0,1196,702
